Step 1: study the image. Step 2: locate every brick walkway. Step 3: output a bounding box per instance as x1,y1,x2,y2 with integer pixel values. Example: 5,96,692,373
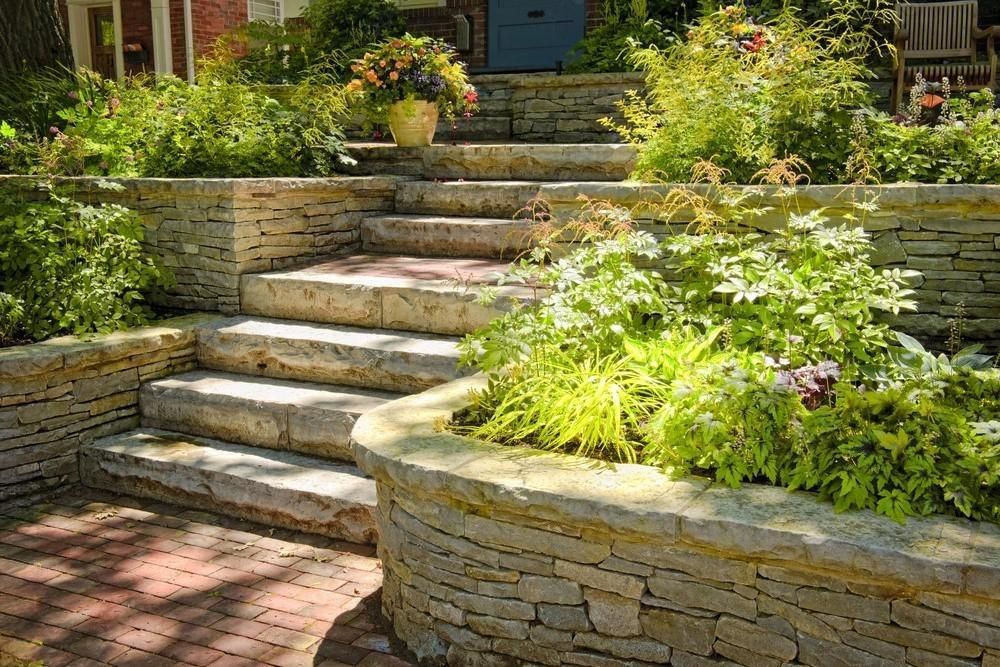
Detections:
0,489,415,667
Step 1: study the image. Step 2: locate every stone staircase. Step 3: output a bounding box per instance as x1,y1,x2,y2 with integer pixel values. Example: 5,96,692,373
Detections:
80,142,633,546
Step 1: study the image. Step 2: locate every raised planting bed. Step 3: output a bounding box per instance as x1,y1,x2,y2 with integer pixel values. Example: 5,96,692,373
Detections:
0,314,217,507
354,375,1000,666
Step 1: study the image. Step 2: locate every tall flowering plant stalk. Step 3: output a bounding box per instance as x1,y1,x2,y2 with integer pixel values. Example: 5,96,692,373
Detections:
348,34,478,126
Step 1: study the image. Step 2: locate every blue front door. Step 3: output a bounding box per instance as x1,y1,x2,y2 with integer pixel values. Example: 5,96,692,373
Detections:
487,0,586,71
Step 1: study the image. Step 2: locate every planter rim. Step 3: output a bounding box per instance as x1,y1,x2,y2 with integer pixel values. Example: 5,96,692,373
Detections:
353,375,999,600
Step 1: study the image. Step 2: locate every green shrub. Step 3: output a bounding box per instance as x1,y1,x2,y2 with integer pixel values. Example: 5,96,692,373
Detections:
0,184,168,342
459,206,667,372
854,89,1000,184
608,1,884,183
659,208,920,376
0,67,76,138
565,0,679,74
226,21,317,85
2,69,351,178
304,0,406,69
791,374,1000,522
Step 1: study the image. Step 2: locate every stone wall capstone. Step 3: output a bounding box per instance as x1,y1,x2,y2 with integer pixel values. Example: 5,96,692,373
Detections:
353,376,1000,667
0,314,214,508
0,176,399,314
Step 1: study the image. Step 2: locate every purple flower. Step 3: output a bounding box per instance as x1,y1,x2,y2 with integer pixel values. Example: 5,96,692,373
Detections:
776,361,841,409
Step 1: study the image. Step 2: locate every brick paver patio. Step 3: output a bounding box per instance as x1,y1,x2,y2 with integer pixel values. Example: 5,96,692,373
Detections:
0,489,414,667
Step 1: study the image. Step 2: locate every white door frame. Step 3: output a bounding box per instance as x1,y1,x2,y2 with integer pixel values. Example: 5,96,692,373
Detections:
66,0,124,79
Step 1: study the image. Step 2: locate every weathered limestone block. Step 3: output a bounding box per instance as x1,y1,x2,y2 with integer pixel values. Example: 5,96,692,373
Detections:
585,588,641,637
518,575,584,605
640,608,716,656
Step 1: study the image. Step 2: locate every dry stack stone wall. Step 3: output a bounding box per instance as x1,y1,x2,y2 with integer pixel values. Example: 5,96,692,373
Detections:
0,176,398,314
354,378,1000,667
466,72,645,143
0,315,211,508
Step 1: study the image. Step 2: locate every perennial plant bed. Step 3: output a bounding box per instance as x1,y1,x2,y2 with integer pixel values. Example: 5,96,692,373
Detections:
353,375,1000,666
453,181,1000,525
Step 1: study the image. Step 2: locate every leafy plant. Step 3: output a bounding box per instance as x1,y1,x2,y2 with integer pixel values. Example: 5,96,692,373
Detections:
645,355,806,485
466,348,672,463
0,183,168,341
304,0,406,69
223,20,317,85
659,208,920,376
2,67,352,178
790,377,1000,522
460,220,666,372
459,184,1000,524
0,292,25,345
565,0,679,74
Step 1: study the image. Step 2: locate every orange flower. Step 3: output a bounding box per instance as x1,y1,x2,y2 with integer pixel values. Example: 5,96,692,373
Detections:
389,71,399,81
379,59,387,68
347,79,362,91
365,70,379,82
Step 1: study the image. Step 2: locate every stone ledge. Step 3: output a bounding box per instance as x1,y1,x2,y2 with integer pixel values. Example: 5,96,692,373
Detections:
353,375,999,602
0,174,403,196
0,314,217,379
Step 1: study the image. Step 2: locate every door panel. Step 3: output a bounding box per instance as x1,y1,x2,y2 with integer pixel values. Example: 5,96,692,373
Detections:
488,0,585,71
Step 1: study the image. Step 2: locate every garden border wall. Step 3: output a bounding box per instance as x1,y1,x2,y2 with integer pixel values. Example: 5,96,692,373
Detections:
0,314,215,508
353,375,1000,667
0,176,399,314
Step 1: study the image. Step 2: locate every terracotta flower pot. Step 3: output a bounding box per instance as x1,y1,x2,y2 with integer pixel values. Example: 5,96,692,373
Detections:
387,99,439,147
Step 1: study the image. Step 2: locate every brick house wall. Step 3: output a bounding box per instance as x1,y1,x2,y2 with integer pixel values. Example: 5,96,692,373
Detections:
169,0,247,78
400,0,602,70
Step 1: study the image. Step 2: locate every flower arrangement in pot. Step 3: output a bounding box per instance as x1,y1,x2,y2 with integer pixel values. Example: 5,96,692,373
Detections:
348,34,478,146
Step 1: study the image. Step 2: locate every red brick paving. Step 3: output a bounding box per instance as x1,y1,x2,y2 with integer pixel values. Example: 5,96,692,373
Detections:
0,489,414,667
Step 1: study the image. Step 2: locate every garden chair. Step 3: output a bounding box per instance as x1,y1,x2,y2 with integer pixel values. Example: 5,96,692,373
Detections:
892,1,999,113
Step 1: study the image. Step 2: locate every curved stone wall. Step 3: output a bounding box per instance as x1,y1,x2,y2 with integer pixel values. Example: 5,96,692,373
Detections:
354,376,1000,667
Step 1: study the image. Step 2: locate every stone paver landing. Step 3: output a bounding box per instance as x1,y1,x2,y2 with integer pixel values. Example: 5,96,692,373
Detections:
0,489,414,667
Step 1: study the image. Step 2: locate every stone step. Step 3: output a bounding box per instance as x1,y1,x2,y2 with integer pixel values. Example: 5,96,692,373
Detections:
196,316,468,393
81,428,377,544
241,254,531,335
395,180,544,219
140,370,401,462
347,143,634,181
361,214,535,259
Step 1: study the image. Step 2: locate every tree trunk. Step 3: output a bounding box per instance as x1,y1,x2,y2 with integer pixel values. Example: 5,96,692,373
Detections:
0,0,73,72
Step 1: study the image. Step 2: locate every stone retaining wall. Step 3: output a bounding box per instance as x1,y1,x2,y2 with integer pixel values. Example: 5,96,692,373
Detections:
539,182,1000,348
0,315,213,508
353,376,1000,667
471,72,644,143
0,176,398,314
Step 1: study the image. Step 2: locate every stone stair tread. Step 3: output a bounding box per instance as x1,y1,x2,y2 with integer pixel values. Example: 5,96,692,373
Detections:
146,369,401,410
259,253,513,285
196,316,467,392
240,256,529,335
141,370,401,460
201,315,462,353
81,428,377,543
